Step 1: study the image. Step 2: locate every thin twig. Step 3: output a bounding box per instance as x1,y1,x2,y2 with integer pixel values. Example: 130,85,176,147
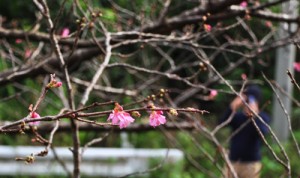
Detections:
81,132,110,155
51,146,72,177
35,0,79,177
117,149,170,178
79,31,112,107
287,70,300,92
264,73,300,158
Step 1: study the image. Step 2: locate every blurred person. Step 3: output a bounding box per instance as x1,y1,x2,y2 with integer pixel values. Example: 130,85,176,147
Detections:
219,84,271,178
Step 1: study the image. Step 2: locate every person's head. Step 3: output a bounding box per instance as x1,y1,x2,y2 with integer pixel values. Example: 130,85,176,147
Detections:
243,84,262,104
242,84,262,113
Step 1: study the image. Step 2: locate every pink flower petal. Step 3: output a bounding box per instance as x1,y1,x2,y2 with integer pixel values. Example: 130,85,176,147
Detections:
204,24,212,32
108,112,119,125
25,49,32,58
294,62,300,72
31,112,40,118
158,115,166,124
15,39,23,44
241,73,247,80
210,90,218,97
265,21,273,28
54,81,62,88
240,1,247,8
61,28,70,38
149,111,166,127
107,104,135,129
119,113,135,129
29,112,40,126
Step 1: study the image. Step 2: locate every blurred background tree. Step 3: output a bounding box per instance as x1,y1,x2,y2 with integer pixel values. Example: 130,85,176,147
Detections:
0,0,300,177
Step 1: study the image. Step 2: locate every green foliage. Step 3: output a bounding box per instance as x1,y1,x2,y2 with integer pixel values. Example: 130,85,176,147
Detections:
130,131,167,148
101,8,117,22
261,151,285,177
148,159,186,178
4,176,67,178
0,1,36,23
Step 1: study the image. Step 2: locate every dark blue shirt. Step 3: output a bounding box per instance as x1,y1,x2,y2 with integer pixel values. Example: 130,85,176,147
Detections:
220,108,271,162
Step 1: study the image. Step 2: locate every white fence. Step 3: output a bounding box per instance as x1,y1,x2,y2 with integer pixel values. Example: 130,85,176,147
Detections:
0,146,183,177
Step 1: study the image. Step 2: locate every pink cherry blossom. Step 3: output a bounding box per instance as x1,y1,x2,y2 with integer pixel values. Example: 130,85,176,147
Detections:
210,90,218,97
241,73,247,80
107,103,135,129
29,112,40,126
61,28,70,38
53,81,62,88
294,62,300,72
119,112,135,129
47,80,62,88
25,49,32,58
15,39,23,44
204,24,212,32
149,110,166,127
240,1,247,8
265,21,273,28
208,89,218,100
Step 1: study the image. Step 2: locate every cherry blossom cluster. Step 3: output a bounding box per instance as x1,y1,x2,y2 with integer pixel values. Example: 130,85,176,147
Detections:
23,73,171,129
22,75,207,130
107,103,168,129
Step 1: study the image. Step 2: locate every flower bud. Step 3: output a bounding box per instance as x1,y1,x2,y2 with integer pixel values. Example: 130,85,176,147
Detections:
131,111,141,118
169,108,178,116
